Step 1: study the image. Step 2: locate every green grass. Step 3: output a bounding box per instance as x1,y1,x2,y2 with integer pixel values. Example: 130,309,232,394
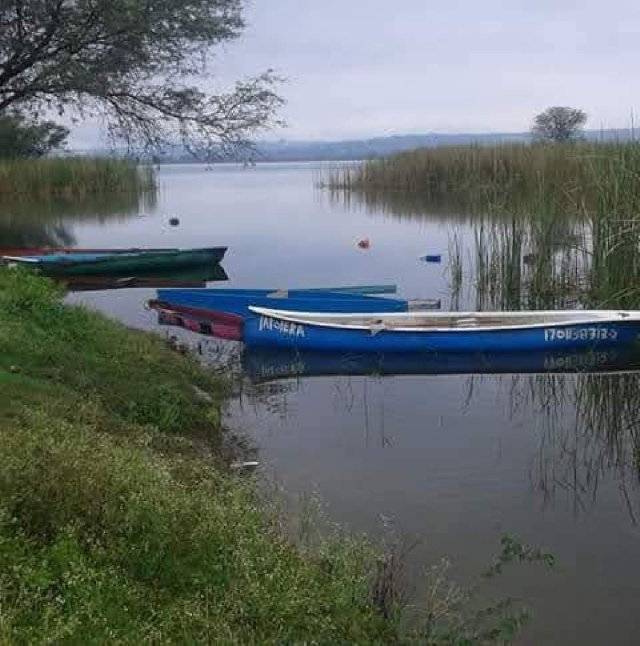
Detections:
0,268,396,644
0,156,156,201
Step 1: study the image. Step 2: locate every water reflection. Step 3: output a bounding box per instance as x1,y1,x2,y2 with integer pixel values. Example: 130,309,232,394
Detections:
153,296,640,521
0,191,157,249
58,263,228,292
502,369,640,523
242,349,640,524
323,185,479,223
241,347,640,383
321,167,640,539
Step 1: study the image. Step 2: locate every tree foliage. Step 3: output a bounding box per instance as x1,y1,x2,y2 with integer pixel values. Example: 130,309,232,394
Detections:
0,0,283,156
532,106,587,143
0,113,68,157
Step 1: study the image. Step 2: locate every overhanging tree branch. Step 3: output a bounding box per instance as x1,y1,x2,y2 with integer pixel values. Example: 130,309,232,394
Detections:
0,0,284,156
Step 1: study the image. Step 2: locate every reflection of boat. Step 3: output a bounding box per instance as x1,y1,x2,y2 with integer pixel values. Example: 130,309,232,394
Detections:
153,288,440,320
245,307,640,352
242,347,640,383
2,247,227,276
58,264,229,292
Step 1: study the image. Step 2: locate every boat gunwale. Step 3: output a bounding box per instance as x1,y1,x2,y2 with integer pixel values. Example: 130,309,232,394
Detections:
248,307,640,333
1,246,227,266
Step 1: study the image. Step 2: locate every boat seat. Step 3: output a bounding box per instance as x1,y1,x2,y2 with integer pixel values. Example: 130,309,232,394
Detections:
369,320,387,336
455,317,479,327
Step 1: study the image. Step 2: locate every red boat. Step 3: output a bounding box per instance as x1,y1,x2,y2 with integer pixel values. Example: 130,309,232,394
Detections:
148,299,243,327
153,303,242,341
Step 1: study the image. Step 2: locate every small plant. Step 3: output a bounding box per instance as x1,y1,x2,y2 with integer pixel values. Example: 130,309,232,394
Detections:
408,536,555,644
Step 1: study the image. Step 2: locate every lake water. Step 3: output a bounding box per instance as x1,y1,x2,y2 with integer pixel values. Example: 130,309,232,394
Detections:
4,163,640,645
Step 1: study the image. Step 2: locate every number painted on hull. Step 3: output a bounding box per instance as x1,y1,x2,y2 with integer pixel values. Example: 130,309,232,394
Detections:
259,316,306,337
544,327,618,342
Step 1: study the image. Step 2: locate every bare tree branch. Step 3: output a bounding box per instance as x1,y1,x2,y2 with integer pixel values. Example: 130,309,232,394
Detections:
0,0,283,157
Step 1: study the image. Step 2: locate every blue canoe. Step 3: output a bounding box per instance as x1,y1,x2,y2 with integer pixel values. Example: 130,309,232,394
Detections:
244,307,640,353
154,288,439,320
242,347,640,383
157,284,397,300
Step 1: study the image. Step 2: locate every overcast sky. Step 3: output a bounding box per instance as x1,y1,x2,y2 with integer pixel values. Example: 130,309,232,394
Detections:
70,0,640,146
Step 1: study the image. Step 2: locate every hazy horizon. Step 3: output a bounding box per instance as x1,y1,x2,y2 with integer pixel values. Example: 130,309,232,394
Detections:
68,0,640,148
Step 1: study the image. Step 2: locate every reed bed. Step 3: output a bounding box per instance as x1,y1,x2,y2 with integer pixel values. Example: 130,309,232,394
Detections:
335,140,640,524
327,140,640,310
325,141,640,219
0,156,157,201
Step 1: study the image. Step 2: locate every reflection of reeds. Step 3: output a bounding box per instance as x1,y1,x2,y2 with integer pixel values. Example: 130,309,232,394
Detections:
0,184,158,248
326,140,640,521
513,371,640,522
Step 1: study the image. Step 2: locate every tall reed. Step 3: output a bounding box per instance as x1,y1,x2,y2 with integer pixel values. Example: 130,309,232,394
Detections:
0,156,157,201
324,141,640,220
327,141,640,310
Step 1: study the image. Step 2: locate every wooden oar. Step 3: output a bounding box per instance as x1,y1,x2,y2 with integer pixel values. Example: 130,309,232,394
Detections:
286,284,397,295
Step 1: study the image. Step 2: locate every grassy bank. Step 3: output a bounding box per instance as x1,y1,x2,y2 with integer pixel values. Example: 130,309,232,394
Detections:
0,156,156,201
0,268,396,643
0,269,554,643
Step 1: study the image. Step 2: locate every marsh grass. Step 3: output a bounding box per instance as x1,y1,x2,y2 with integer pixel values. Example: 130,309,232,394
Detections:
326,141,640,311
0,156,156,201
447,232,463,299
325,142,640,213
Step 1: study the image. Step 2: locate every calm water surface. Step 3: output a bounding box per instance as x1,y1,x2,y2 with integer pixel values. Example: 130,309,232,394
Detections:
5,163,640,645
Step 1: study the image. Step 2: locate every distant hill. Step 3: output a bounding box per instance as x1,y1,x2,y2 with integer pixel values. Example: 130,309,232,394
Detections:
85,128,640,163
252,132,533,162
249,129,638,162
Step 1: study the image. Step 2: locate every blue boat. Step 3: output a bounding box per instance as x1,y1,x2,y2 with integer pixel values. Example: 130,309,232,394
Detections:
243,347,640,383
244,307,640,353
157,284,398,300
154,288,439,320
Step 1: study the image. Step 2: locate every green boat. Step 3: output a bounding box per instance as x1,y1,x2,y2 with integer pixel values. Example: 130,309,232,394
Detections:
1,247,227,277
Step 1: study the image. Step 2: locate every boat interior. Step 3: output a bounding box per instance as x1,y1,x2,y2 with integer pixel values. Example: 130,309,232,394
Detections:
250,308,635,330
